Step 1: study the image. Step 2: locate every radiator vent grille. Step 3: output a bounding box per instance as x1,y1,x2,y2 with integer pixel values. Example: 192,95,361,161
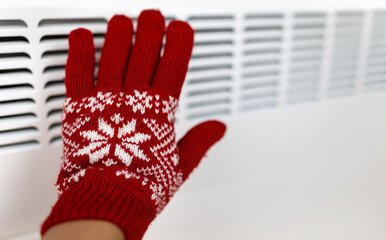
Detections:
185,14,234,120
0,19,39,152
0,11,385,153
240,13,283,112
365,11,386,92
328,11,363,98
287,12,325,104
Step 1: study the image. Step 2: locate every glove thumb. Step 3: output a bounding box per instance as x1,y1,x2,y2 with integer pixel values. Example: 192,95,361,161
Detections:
177,120,226,181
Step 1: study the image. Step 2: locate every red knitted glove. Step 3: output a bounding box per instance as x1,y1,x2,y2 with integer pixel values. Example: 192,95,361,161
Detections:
40,9,226,240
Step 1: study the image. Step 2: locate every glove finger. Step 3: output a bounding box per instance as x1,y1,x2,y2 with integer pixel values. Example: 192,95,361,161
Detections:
65,28,95,98
177,120,226,181
124,9,165,92
96,15,133,92
152,20,194,99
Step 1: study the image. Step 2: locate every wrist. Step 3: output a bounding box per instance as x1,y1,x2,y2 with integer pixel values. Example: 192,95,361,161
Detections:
42,219,125,240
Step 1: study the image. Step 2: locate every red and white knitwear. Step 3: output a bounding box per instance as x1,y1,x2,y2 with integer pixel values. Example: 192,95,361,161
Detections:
40,10,226,240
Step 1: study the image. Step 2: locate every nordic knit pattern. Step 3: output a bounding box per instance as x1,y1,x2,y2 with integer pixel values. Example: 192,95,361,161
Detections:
58,90,181,213
40,10,226,240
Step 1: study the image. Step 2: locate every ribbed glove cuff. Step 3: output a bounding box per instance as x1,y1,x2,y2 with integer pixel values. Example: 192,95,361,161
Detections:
40,168,156,240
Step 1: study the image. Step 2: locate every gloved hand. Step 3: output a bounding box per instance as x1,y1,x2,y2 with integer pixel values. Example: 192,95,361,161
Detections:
40,9,226,240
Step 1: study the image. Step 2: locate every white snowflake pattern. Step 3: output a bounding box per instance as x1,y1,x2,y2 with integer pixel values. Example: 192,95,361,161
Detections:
61,91,182,209
73,114,151,167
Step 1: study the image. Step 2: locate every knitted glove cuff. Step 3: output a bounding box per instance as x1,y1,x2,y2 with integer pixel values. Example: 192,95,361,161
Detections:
40,167,157,240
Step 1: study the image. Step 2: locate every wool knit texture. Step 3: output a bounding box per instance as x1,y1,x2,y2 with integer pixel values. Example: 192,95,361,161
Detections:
40,10,226,240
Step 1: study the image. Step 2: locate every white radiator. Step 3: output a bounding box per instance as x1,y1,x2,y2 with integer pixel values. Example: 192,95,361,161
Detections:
1,2,386,239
